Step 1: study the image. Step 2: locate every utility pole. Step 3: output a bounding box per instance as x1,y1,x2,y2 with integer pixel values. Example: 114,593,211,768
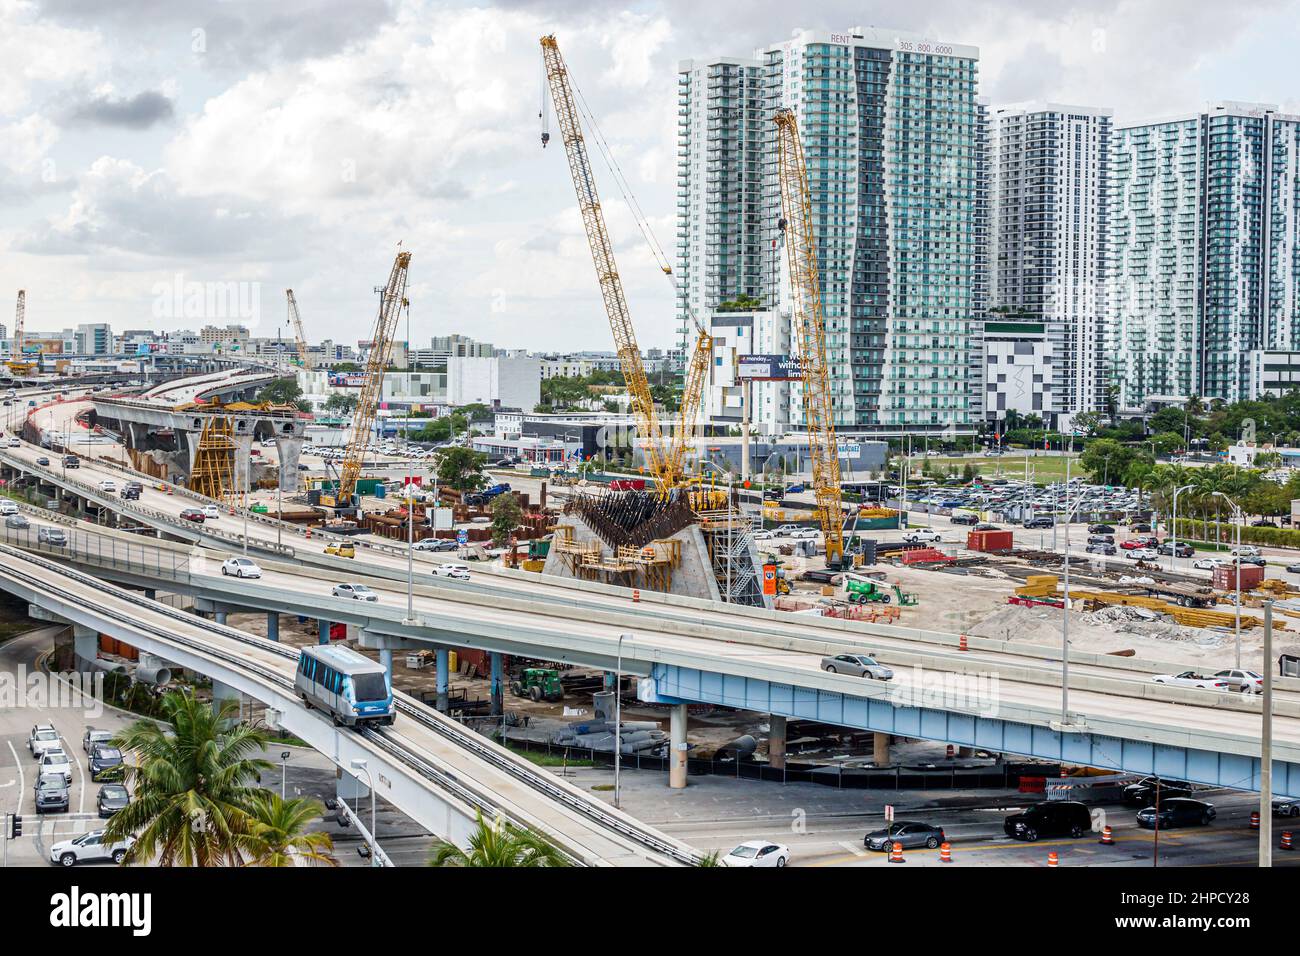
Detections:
1261,600,1274,867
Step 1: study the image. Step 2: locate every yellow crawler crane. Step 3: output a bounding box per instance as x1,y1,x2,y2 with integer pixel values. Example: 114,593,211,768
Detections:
774,107,845,566
286,289,310,367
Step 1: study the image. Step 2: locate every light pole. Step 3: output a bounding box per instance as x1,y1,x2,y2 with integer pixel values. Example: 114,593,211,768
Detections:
349,757,377,867
280,750,290,798
1210,491,1244,667
1261,600,1274,868
614,632,631,810
1169,484,1195,573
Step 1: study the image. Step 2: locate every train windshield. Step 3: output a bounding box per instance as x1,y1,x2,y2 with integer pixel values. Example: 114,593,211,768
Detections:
352,673,388,703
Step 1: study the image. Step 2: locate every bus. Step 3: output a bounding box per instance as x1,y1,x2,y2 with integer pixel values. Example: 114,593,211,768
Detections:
295,644,394,727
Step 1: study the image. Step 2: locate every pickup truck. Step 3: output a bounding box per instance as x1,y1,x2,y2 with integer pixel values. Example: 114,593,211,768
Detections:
608,479,645,492
901,528,943,544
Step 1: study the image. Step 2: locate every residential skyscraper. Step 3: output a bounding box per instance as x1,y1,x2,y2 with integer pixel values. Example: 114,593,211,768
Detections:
1108,102,1300,407
679,27,983,437
987,103,1112,424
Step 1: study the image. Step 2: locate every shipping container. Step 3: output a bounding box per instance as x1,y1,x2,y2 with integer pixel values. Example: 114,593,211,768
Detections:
1212,564,1266,592
967,529,1014,553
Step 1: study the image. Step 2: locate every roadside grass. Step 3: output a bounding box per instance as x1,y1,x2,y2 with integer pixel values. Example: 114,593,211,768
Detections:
919,455,1077,485
505,744,595,768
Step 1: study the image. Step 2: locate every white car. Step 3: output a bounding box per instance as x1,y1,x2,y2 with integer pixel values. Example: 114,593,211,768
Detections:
751,529,775,541
40,748,73,783
721,840,790,867
220,557,262,579
6,437,19,447
789,528,820,540
98,479,116,493
28,723,60,758
432,564,471,580
1213,669,1263,694
902,529,942,544
1125,548,1159,561
1231,546,1261,558
0,499,17,516
49,830,135,867
332,583,379,601
1192,558,1220,571
202,504,221,520
1151,671,1232,692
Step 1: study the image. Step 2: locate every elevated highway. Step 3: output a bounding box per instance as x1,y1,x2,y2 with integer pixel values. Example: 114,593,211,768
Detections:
0,543,696,867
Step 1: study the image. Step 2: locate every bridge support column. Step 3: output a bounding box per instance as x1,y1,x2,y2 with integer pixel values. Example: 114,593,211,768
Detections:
669,703,688,789
318,618,330,645
144,589,156,601
277,437,304,493
211,679,240,716
266,612,279,642
490,652,503,716
603,671,616,692
436,648,449,712
72,624,98,669
215,611,228,625
873,733,891,768
768,714,787,771
380,649,392,681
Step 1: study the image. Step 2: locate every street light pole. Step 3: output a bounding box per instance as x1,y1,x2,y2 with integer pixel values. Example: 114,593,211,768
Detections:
349,758,377,867
1261,600,1274,868
1062,454,1072,724
614,632,631,810
1211,491,1243,668
1169,484,1195,573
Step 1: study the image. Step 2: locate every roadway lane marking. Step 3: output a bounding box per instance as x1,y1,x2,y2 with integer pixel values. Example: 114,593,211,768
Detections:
837,840,868,857
7,741,24,816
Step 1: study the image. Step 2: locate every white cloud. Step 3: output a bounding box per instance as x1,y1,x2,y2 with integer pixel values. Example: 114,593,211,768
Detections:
0,0,108,113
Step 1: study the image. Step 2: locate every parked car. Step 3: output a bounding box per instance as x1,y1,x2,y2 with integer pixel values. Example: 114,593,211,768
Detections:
1125,548,1159,561
773,524,802,536
432,564,471,580
864,821,946,851
414,538,459,552
179,507,206,523
1120,537,1157,551
902,528,942,544
1087,534,1115,545
1136,798,1216,830
1088,524,1115,534
1234,555,1267,567
1130,523,1153,534
973,522,1001,531
720,840,789,867
1272,796,1300,818
1151,671,1232,691
1003,801,1092,841
5,513,30,530
89,743,124,781
1023,516,1055,529
49,830,136,867
39,748,73,783
1212,669,1263,694
751,529,775,541
1231,545,1262,558
1086,543,1117,556
820,653,893,681
1157,542,1195,558
332,583,379,601
949,512,978,525
1123,777,1194,807
789,528,820,540
28,723,60,758
83,728,113,753
1193,558,1221,571
34,773,69,814
220,557,262,579
1287,563,1300,574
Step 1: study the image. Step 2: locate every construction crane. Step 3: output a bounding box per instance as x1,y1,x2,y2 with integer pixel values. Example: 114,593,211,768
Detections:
285,289,309,367
328,249,411,512
773,107,845,567
7,290,34,375
540,34,678,491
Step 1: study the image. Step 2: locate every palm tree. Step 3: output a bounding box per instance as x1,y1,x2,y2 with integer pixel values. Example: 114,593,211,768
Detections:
241,792,338,867
428,811,570,867
104,690,274,866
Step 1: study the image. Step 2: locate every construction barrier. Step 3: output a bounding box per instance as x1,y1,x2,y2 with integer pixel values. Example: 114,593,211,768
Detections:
959,633,968,652
1250,811,1260,830
632,588,641,603
889,842,905,863
1282,831,1294,851
946,744,954,759
939,842,952,863
1047,851,1059,868
1099,825,1114,845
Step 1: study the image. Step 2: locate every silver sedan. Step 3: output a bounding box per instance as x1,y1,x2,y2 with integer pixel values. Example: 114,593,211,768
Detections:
821,653,893,681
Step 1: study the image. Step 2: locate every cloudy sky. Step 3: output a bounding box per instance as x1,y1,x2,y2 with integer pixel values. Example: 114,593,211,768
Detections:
2,0,1298,352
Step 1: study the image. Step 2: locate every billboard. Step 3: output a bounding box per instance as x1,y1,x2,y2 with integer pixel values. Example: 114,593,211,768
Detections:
737,354,804,381
328,372,366,387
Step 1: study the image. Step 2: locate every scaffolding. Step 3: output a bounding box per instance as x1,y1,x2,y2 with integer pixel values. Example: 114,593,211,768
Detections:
696,509,764,607
189,415,238,503
551,525,681,592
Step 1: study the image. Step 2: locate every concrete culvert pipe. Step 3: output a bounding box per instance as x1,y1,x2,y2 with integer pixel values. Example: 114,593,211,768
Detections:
86,659,128,675
134,665,172,686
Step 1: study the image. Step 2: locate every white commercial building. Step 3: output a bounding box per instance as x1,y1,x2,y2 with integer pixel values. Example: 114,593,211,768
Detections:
704,309,790,435
446,354,540,411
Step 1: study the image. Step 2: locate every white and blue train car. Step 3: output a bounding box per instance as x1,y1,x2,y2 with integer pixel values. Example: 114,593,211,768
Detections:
295,644,394,726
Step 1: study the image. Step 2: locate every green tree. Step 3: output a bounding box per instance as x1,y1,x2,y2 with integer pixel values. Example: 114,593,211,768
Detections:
1078,438,1137,485
428,811,570,867
256,377,304,406
716,294,765,312
331,362,361,373
1071,411,1105,437
241,792,338,867
436,446,487,492
489,492,524,547
324,393,359,417
104,691,273,866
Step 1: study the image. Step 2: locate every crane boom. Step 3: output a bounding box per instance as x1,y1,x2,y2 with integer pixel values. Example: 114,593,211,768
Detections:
285,289,309,366
13,289,24,353
540,34,671,488
336,250,411,509
774,108,844,565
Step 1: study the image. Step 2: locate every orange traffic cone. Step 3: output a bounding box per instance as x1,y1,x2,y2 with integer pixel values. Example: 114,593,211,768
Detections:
632,588,641,603
1047,851,1059,868
1250,811,1261,830
946,745,955,759
1099,825,1114,845
305,527,312,539
959,633,969,652
1282,831,1294,851
939,842,953,863
888,842,905,864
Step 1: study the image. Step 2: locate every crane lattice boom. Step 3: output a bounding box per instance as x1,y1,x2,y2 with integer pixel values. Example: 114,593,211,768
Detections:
13,289,25,354
540,34,671,488
337,250,411,508
774,108,844,565
286,289,309,367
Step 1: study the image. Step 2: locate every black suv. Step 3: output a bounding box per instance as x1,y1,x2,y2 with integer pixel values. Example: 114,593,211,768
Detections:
1023,515,1055,529
949,513,979,525
61,455,79,468
120,481,143,500
89,743,124,781
1123,777,1194,807
1088,524,1115,534
1004,801,1092,841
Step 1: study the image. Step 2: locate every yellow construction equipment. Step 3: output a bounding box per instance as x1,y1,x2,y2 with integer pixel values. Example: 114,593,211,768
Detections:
330,249,411,511
540,34,676,491
773,108,845,566
189,415,238,502
285,289,309,367
7,289,35,375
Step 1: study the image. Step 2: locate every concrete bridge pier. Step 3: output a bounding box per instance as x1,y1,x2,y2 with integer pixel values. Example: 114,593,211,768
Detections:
490,651,503,716
669,703,689,789
72,623,99,669
768,714,787,771
266,612,280,642
211,678,241,716
436,647,449,712
356,630,420,684
276,437,304,493
873,732,891,768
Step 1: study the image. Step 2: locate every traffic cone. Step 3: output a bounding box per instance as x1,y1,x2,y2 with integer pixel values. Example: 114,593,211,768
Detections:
305,527,312,539
1282,831,1294,851
1250,811,1260,830
959,633,969,652
632,588,641,603
889,842,905,863
1047,851,1059,868
939,842,953,863
946,745,955,759
1099,825,1114,845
